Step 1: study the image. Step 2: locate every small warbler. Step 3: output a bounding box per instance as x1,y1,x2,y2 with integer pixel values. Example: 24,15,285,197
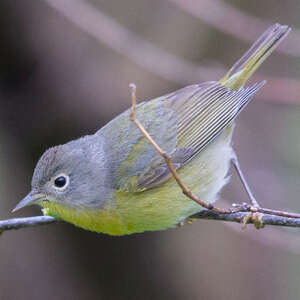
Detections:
14,24,290,235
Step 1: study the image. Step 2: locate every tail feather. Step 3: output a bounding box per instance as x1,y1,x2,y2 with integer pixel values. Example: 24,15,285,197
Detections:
220,23,290,90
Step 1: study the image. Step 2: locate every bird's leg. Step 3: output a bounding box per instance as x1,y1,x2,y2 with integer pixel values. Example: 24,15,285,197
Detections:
231,153,259,208
129,83,239,215
231,152,264,229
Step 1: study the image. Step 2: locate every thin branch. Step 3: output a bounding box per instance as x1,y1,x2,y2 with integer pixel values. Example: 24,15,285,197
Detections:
42,0,300,104
2,210,300,233
192,210,300,228
0,216,57,233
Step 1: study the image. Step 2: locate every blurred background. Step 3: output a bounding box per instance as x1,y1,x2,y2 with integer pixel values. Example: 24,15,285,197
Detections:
0,0,300,299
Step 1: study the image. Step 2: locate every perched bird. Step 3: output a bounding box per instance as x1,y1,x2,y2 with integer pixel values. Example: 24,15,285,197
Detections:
14,24,290,235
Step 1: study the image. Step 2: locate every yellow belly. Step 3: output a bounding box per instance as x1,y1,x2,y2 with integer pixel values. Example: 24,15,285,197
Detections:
41,128,234,235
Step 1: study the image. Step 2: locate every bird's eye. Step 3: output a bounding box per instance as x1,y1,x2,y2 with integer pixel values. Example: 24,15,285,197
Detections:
53,174,69,190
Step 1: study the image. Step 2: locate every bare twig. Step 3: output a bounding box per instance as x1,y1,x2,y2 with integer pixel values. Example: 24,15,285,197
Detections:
2,210,300,233
0,216,57,233
42,0,300,104
192,210,300,227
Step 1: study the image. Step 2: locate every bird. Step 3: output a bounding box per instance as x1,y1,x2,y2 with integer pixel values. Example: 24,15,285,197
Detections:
13,24,290,235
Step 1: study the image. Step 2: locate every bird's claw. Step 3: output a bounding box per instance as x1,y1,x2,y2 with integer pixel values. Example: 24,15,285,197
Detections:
232,203,265,229
241,211,265,229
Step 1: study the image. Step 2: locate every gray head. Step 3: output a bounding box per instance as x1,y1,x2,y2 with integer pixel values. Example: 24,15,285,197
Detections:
13,135,110,211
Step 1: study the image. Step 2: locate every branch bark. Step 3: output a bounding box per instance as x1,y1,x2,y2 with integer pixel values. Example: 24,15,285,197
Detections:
192,210,300,227
2,211,300,233
0,216,58,233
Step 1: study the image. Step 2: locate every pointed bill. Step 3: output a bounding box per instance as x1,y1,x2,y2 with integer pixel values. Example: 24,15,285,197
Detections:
12,192,45,212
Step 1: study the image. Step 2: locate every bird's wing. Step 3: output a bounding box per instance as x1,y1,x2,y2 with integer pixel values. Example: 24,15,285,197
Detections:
104,81,264,192
166,80,265,164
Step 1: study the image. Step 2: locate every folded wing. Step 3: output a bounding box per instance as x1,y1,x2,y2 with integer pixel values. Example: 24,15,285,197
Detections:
118,81,265,191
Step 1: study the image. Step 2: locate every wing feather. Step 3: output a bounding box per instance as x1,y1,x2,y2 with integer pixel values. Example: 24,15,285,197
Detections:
169,81,265,164
116,80,265,191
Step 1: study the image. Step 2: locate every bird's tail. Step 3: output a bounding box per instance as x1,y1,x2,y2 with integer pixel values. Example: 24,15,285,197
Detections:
220,23,290,90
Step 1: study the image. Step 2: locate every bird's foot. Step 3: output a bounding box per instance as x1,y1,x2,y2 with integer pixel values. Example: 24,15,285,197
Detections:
232,203,265,229
241,211,265,229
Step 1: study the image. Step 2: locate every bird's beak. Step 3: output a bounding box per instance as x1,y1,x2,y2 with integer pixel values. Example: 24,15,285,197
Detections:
12,191,45,212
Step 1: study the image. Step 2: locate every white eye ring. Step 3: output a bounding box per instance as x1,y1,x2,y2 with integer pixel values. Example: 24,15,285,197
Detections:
53,173,70,190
